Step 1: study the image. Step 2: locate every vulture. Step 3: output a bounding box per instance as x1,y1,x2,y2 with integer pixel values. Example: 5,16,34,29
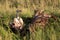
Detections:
10,10,24,31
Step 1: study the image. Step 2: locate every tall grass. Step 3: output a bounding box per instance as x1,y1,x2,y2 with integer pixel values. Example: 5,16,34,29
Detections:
0,9,60,40
0,0,60,40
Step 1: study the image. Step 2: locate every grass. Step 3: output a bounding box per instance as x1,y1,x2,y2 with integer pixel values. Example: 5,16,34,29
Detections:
0,10,60,40
0,0,60,39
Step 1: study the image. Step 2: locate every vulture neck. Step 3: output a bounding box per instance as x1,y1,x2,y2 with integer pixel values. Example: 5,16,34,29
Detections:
16,13,19,17
16,13,20,20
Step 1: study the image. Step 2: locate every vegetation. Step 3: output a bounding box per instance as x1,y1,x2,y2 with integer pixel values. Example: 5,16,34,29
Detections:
0,0,60,40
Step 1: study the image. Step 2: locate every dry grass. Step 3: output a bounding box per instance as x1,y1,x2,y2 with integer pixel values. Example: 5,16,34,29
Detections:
0,0,60,40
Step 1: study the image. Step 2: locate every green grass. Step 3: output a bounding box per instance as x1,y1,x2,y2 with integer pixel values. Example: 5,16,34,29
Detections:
0,6,60,40
0,0,60,40
0,10,60,40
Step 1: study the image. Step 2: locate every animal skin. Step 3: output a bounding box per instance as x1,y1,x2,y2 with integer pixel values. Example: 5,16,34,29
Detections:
29,9,52,33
